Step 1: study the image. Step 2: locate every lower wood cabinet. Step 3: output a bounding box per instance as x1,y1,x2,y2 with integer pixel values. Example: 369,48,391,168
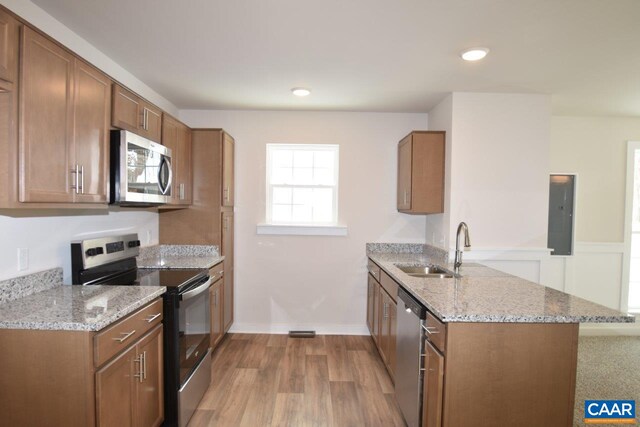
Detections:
96,325,163,427
0,299,164,427
366,260,397,380
209,261,226,350
420,319,579,427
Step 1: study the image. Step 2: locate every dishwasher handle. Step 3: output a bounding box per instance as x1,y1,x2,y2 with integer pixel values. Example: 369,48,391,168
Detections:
397,286,426,319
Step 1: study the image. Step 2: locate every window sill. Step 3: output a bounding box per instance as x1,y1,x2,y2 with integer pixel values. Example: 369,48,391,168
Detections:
256,224,348,236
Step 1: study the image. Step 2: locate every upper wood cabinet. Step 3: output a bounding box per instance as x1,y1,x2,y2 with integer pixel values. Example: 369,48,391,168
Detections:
397,131,445,214
162,114,192,205
0,9,18,83
222,132,234,207
112,83,162,143
19,27,111,203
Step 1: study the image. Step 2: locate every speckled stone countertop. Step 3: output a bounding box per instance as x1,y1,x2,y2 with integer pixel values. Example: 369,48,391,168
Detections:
0,285,166,331
368,252,635,324
137,244,223,269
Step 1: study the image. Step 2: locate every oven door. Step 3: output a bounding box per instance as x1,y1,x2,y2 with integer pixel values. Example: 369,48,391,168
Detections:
178,277,212,385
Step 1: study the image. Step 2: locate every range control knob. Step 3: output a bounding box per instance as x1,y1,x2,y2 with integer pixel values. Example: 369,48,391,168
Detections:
128,240,141,248
85,247,104,257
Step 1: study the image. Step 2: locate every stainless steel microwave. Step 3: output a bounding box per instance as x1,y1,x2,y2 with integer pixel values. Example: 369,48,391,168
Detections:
110,130,172,205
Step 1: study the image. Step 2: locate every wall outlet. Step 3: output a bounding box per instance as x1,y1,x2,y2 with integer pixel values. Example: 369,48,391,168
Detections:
146,229,152,244
17,248,28,271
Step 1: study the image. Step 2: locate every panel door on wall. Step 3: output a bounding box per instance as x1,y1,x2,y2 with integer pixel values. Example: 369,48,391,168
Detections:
19,27,75,202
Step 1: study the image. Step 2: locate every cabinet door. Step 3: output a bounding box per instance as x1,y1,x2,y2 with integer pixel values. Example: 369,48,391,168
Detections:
222,132,234,207
372,283,380,345
136,325,164,427
0,9,19,83
19,27,75,203
422,340,444,427
379,291,392,364
112,84,142,133
397,135,412,210
161,115,179,204
222,211,234,332
73,59,110,203
141,102,162,143
210,279,223,348
163,116,192,205
177,124,192,203
96,344,136,427
387,298,397,378
366,275,376,334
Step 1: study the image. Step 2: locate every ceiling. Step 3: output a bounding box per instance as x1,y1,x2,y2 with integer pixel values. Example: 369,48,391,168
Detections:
31,0,640,116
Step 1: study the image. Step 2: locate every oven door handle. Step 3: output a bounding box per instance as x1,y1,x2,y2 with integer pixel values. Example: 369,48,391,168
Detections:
180,277,213,301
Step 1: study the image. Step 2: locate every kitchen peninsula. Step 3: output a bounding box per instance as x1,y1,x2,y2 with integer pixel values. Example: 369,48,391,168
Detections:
366,244,634,427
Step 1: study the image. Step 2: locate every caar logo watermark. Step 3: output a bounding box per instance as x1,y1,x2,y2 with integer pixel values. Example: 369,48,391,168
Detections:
584,400,636,424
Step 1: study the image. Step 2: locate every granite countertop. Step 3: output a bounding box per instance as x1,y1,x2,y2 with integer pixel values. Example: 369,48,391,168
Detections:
0,285,166,331
137,244,224,269
368,252,635,324
137,255,224,270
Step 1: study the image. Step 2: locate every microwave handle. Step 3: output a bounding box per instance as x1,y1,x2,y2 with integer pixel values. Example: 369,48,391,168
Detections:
158,156,173,195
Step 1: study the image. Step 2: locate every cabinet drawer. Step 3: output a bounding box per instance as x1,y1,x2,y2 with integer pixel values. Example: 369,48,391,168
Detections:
424,311,446,352
367,259,380,282
209,261,224,283
94,299,163,367
380,270,398,304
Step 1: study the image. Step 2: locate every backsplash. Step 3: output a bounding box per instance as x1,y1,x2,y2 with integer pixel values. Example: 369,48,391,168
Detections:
366,243,448,265
0,268,63,304
138,244,219,259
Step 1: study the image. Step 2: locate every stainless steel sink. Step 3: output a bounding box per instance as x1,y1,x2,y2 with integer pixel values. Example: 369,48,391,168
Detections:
395,264,454,279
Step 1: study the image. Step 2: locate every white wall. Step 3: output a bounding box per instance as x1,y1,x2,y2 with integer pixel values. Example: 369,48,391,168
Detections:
548,116,640,315
448,93,551,251
0,0,178,114
180,110,428,334
425,94,452,249
0,209,158,283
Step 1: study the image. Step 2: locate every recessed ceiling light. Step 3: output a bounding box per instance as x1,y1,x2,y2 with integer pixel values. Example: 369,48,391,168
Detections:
461,47,489,61
291,87,311,97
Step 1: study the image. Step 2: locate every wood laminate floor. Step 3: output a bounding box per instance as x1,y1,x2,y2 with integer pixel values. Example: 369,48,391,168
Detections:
188,333,405,427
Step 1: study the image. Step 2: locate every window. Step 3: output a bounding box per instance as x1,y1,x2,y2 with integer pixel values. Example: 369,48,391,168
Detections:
265,144,339,226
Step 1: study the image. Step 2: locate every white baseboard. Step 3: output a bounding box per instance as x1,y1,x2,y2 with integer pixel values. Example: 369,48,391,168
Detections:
579,322,640,336
228,322,370,335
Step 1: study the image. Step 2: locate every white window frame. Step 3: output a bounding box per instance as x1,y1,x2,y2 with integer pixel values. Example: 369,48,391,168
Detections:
258,143,346,236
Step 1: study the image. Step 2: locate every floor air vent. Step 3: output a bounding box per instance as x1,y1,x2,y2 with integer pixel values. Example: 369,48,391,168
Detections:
288,330,316,338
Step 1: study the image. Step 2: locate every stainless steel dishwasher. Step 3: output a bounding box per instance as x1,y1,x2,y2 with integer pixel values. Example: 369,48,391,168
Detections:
395,287,427,427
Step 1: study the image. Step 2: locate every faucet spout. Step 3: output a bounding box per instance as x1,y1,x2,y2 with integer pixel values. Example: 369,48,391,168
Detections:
454,222,471,274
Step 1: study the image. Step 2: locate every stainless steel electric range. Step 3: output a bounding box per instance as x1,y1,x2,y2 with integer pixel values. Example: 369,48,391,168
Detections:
71,234,213,427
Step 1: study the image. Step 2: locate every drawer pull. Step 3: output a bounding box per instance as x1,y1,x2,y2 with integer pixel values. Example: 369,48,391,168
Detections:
113,330,136,343
422,325,439,335
145,313,161,323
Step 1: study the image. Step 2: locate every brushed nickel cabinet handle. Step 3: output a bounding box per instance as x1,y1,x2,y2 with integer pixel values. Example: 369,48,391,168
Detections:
421,325,439,335
143,351,147,380
70,166,78,193
80,165,84,194
134,353,144,382
145,313,161,323
113,330,136,343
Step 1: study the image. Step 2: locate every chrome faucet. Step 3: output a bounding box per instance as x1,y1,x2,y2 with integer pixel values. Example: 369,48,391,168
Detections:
454,222,471,274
